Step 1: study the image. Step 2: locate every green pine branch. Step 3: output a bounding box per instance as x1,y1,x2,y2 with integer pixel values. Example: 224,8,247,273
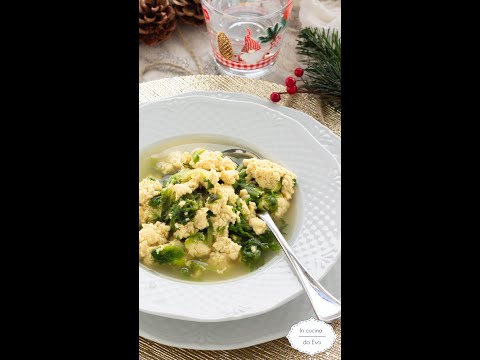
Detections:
296,27,341,109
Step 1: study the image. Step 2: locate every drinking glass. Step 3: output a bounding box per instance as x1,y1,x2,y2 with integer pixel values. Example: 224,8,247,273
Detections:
201,0,293,77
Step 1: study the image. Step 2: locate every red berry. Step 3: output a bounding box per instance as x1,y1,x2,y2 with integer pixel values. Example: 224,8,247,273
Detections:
294,68,304,77
270,92,281,102
285,76,296,87
286,85,298,95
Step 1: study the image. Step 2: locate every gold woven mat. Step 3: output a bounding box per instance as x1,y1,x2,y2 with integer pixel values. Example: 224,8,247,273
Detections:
139,75,341,359
140,320,341,360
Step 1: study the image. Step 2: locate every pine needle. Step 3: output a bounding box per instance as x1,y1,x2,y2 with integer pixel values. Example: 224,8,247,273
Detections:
296,28,341,109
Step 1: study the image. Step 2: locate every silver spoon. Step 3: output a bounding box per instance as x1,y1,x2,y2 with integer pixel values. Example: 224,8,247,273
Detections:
222,148,341,323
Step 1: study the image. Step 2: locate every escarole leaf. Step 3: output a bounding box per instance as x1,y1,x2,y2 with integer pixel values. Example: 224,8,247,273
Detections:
241,238,267,270
148,188,175,223
168,169,193,184
205,178,214,189
258,192,278,213
168,196,199,228
228,213,281,271
234,180,264,200
206,224,214,246
151,244,186,266
207,194,221,203
192,149,206,164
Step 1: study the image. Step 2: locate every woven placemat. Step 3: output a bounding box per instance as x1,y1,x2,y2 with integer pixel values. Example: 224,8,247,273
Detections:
139,75,341,359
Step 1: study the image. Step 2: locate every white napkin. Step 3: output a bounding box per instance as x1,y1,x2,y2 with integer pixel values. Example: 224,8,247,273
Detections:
298,0,341,34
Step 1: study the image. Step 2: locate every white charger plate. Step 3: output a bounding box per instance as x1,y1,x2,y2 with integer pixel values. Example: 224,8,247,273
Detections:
139,92,341,350
139,95,341,322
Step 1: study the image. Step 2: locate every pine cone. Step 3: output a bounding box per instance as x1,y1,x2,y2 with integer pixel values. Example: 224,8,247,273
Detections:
139,0,177,46
172,0,205,26
217,32,233,60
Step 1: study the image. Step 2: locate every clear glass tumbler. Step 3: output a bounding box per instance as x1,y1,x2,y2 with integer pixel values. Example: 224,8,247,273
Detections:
201,0,293,77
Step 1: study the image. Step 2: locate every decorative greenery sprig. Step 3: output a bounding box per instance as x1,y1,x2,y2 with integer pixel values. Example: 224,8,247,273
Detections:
259,23,282,43
296,27,341,109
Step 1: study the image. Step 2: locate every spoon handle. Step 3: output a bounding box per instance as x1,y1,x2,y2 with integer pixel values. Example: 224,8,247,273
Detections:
258,212,341,322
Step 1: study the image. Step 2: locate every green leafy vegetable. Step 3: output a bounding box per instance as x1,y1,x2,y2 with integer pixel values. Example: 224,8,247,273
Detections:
259,229,281,251
191,188,209,207
148,188,176,223
185,231,206,243
240,238,269,270
207,194,221,203
230,234,242,244
258,192,278,213
229,214,281,270
238,169,247,179
149,188,208,227
217,226,226,236
188,260,208,278
236,164,247,179
168,197,199,228
206,225,214,246
192,149,206,164
273,180,282,193
151,244,186,266
205,178,214,189
229,214,255,239
168,169,193,185
180,267,190,277
185,232,209,251
234,179,264,200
